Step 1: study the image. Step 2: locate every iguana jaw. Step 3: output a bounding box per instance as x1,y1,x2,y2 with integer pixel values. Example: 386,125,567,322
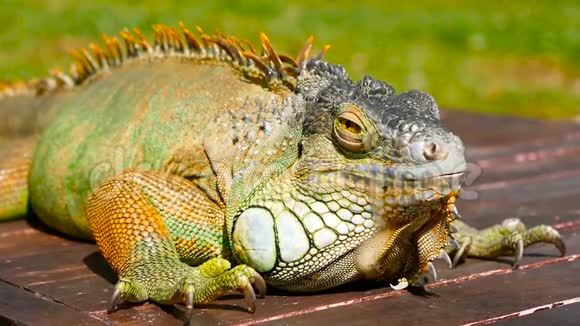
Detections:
354,189,460,286
377,171,464,225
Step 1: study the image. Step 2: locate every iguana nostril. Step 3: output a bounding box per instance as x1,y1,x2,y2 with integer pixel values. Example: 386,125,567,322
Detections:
423,142,447,160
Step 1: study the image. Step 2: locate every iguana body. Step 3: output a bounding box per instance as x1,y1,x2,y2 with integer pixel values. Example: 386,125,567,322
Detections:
0,24,565,314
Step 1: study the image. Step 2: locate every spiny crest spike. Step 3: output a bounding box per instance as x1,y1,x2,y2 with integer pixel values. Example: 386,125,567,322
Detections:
171,28,184,51
229,36,246,52
69,48,92,80
89,43,108,68
120,29,138,57
318,44,332,59
242,51,270,73
101,34,122,65
224,38,244,63
80,47,99,71
132,28,151,52
195,25,210,47
296,35,314,67
279,54,298,67
259,33,282,71
179,23,201,51
241,39,257,54
152,24,167,50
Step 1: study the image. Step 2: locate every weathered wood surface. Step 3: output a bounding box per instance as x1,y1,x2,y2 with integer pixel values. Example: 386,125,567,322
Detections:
1,110,579,325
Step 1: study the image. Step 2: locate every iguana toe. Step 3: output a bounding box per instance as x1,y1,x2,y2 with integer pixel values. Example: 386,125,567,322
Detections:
524,224,566,257
185,259,266,313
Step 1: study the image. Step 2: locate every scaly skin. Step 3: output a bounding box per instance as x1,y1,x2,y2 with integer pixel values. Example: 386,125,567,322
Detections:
0,24,565,315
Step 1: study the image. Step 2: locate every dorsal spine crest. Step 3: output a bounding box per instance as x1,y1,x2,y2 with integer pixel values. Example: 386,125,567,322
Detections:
0,23,330,99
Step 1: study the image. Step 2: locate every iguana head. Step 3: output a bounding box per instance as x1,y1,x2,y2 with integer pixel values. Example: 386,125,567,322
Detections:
233,60,466,291
300,60,465,216
294,60,466,286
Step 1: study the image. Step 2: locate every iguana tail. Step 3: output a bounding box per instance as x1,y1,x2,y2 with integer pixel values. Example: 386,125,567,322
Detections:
0,78,66,220
0,45,81,220
0,137,34,221
0,75,69,221
0,70,75,138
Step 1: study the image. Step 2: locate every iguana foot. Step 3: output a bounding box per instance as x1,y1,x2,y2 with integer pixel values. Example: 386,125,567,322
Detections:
107,257,266,314
87,171,267,314
449,218,566,269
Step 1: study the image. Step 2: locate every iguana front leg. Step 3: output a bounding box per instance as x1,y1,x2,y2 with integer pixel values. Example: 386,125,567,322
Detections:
86,170,265,314
449,218,566,268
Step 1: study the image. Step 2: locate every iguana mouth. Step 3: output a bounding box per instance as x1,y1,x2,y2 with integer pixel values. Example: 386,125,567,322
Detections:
297,163,464,223
372,169,464,216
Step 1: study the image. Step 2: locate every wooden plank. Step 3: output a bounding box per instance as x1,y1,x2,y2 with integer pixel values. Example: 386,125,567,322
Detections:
260,256,580,326
497,300,580,325
71,229,580,325
6,216,570,325
441,110,580,148
92,304,186,326
0,221,112,313
0,279,105,326
465,141,580,184
152,230,580,325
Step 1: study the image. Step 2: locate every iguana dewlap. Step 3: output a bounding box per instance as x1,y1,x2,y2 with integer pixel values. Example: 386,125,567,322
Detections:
0,24,565,315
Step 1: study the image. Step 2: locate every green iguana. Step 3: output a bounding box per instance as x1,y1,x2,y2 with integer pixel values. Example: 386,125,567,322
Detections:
0,24,565,315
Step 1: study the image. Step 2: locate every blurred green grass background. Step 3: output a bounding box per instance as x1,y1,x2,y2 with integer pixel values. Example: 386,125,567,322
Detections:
0,0,578,119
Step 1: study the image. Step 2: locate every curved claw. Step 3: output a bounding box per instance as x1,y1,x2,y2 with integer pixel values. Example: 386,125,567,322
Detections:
108,283,124,314
452,237,471,268
554,237,567,257
439,249,453,269
242,277,257,313
521,225,566,259
512,235,524,269
541,226,567,257
449,238,460,250
427,262,438,282
252,273,267,298
184,284,194,325
450,223,459,233
450,205,461,219
390,278,409,290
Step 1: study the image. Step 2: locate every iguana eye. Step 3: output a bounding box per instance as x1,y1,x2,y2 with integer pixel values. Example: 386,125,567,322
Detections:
337,116,362,134
333,109,376,153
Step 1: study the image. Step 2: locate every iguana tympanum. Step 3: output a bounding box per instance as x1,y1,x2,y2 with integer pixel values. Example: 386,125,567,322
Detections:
0,24,565,315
